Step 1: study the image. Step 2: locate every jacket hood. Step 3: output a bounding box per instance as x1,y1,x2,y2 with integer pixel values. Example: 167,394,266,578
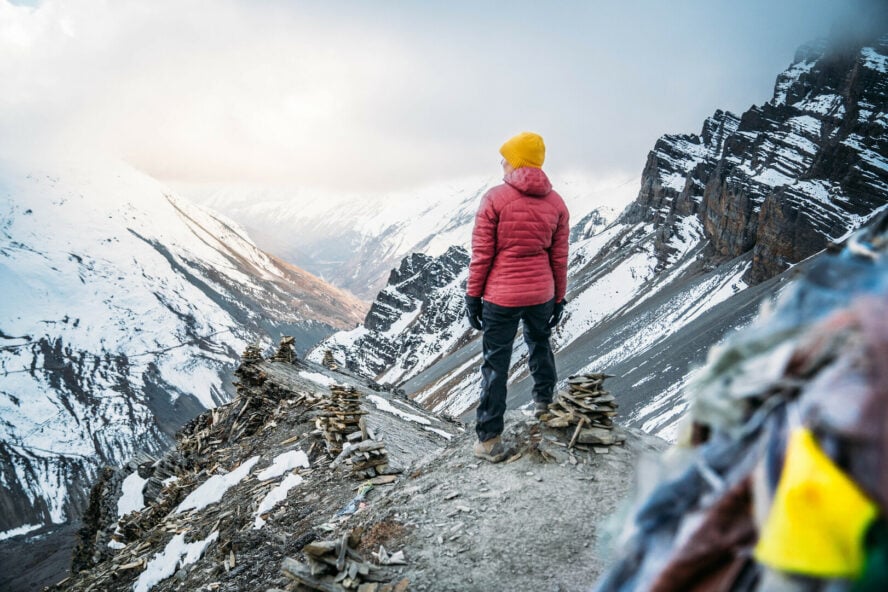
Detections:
504,167,552,197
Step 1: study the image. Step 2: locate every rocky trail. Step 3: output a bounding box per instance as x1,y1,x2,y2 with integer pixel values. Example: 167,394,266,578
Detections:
47,344,664,592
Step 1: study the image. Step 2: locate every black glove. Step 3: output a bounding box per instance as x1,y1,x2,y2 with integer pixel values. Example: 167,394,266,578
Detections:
548,299,566,328
465,295,483,330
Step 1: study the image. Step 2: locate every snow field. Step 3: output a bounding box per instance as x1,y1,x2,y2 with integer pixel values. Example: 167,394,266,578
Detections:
0,523,41,541
176,456,260,514
256,450,310,481
117,471,149,517
132,531,219,592
253,474,304,530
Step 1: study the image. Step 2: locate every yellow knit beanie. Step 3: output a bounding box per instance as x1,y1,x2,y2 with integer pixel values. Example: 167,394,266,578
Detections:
499,132,545,169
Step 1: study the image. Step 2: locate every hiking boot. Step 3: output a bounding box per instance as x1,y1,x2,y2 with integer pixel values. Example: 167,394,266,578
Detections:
534,401,551,419
473,436,507,463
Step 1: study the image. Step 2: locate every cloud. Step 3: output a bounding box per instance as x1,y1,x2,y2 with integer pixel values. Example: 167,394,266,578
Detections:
0,0,879,191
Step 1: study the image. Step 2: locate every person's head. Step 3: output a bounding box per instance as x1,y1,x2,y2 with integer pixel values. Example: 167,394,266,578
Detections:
499,132,545,172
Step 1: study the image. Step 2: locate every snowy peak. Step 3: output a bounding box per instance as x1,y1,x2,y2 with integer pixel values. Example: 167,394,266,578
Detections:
166,192,366,331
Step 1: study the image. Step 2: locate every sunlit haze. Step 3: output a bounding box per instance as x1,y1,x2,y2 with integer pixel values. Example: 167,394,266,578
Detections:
1,0,884,193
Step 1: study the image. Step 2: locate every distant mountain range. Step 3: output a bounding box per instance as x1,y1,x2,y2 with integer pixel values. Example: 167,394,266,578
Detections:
0,159,364,535
310,33,888,441
178,175,635,299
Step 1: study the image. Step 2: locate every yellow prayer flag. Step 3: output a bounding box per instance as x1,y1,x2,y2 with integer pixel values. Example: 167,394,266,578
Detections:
754,427,878,578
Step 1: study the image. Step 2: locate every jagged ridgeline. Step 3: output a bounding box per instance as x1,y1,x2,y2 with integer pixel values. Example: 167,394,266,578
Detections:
622,36,888,282
310,34,888,442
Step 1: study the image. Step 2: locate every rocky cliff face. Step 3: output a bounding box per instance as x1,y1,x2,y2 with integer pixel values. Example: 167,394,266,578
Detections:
624,35,888,282
309,246,471,385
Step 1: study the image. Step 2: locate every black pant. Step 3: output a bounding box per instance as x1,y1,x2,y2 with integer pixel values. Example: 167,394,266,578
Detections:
476,299,556,442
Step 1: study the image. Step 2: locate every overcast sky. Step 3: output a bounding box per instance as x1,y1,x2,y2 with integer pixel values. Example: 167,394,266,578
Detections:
1,0,884,192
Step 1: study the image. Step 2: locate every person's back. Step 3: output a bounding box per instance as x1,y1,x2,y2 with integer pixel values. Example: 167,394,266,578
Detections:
467,165,568,308
465,131,570,462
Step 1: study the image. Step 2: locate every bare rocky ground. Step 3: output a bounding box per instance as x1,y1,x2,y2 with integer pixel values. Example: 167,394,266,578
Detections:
352,416,665,592
36,353,665,592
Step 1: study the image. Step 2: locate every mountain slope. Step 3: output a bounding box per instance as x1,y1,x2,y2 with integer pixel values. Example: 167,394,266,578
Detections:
38,353,664,592
0,158,365,536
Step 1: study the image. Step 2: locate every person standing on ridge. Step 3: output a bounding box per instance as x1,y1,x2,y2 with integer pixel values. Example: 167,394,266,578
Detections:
465,131,570,463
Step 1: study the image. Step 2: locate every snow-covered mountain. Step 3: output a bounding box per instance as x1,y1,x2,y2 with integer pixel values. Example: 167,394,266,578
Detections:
178,174,635,298
0,158,365,536
311,34,888,440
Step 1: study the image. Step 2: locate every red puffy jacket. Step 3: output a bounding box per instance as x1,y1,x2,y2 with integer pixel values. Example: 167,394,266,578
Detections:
467,167,569,307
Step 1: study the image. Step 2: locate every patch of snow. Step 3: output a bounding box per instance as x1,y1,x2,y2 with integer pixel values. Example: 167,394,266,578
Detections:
792,180,832,205
366,394,432,425
108,540,126,550
858,148,888,173
0,523,40,541
423,427,453,440
792,93,844,117
556,248,658,350
628,374,693,443
579,261,750,373
256,450,310,481
132,530,219,592
253,473,304,529
660,171,687,192
860,47,888,73
298,371,337,387
176,456,260,514
117,471,149,518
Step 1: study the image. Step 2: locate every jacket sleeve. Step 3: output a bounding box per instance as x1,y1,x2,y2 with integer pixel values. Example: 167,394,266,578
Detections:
467,192,498,298
550,203,570,303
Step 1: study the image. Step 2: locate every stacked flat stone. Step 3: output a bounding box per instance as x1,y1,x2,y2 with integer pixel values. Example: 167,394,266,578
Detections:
282,529,407,591
543,373,626,449
271,336,297,364
322,349,338,370
241,344,264,363
315,385,366,455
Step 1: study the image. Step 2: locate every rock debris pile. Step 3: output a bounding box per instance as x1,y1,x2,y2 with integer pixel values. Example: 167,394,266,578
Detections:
49,345,457,592
279,528,409,592
241,344,264,363
316,385,365,455
540,373,626,451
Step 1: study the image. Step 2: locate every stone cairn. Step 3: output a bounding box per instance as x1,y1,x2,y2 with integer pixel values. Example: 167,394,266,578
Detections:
282,529,409,591
316,385,392,478
541,373,626,450
271,336,297,364
241,343,264,363
322,349,338,370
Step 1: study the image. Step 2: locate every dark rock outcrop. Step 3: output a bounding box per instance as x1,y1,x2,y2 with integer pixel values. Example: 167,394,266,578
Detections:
623,35,888,283
311,246,471,383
